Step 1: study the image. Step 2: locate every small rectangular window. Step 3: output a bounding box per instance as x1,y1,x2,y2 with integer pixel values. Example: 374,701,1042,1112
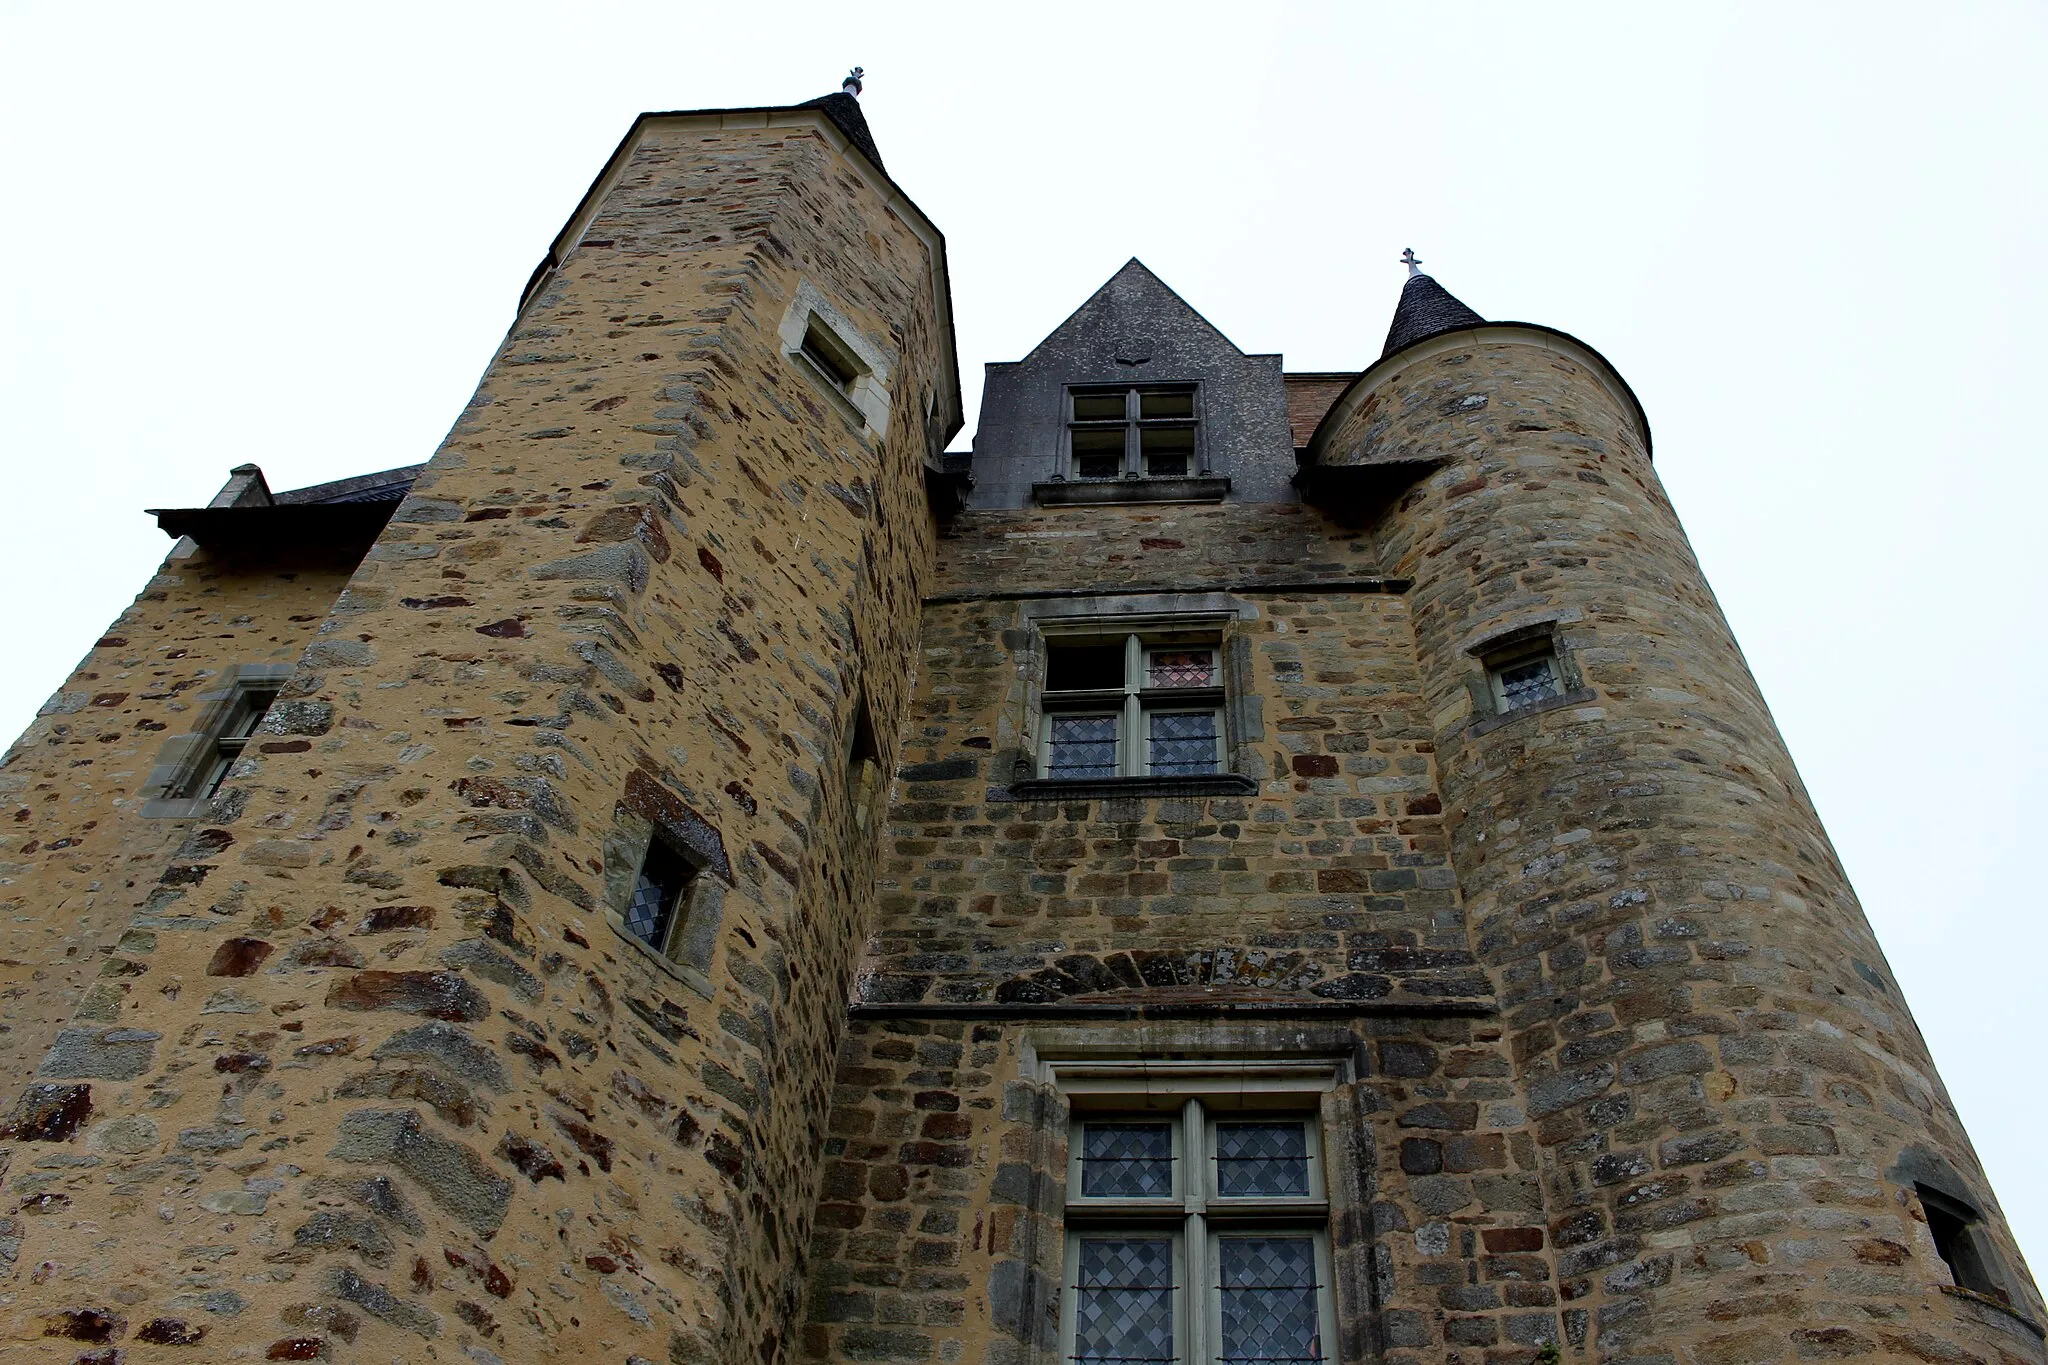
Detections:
1919,1186,2007,1301
1488,646,1563,714
178,684,279,800
623,838,699,957
799,318,861,392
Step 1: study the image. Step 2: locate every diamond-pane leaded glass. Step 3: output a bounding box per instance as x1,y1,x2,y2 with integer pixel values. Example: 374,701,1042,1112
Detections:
1147,711,1219,777
1218,1237,1321,1364
1497,654,1561,710
1214,1122,1311,1197
623,842,694,951
1049,715,1119,780
1081,1123,1175,1197
1147,650,1215,688
1074,1237,1176,1364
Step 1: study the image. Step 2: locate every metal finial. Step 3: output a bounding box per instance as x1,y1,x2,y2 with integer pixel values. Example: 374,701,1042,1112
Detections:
843,67,865,97
1401,247,1422,277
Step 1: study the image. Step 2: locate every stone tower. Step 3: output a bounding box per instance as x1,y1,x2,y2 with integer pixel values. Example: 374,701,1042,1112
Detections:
0,83,962,1361
0,86,2039,1365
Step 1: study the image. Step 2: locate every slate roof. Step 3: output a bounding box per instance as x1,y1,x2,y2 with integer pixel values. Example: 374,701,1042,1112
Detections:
797,91,884,174
1382,273,1485,357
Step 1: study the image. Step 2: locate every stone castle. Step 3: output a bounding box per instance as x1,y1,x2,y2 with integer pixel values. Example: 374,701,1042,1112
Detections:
0,78,2038,1365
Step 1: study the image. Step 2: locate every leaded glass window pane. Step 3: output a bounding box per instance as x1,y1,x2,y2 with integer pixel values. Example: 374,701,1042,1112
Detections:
1049,714,1119,780
1074,1237,1176,1364
1073,428,1126,479
1217,1237,1321,1364
1140,425,1194,478
1147,711,1219,777
1497,654,1561,710
1214,1122,1311,1197
624,841,694,952
1081,1122,1175,1198
1147,650,1215,688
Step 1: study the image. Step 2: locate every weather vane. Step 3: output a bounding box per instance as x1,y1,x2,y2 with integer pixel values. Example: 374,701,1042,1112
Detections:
1401,247,1422,277
843,67,865,97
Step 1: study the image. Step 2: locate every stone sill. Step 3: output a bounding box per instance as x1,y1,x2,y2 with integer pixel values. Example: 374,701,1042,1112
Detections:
1032,476,1230,506
1940,1285,2046,1339
137,796,214,820
603,912,714,1000
1467,687,1598,739
1004,774,1258,801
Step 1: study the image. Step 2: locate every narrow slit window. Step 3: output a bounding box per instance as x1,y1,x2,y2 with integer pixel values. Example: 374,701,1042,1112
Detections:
799,318,861,393
1919,1186,2007,1301
623,838,699,957
181,684,279,799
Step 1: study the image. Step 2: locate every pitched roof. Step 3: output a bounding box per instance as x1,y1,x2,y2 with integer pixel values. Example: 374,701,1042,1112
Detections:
797,91,884,174
1382,273,1485,357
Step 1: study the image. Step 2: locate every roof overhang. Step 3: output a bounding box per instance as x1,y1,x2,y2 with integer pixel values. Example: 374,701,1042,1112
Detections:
517,102,965,457
149,500,403,552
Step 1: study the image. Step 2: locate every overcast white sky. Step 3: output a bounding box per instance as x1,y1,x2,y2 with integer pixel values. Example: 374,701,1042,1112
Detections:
4,0,2044,1268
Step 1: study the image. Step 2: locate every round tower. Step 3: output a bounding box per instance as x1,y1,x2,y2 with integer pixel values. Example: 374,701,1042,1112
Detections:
1311,269,2044,1362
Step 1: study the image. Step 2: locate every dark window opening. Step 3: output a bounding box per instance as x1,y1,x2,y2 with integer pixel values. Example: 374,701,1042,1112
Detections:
1919,1186,2006,1301
847,694,884,833
800,319,860,392
624,838,699,956
182,685,279,799
1047,643,1127,693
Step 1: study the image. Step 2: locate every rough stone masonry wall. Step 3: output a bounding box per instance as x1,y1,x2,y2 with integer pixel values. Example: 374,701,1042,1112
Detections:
804,1012,1570,1365
0,116,947,1365
869,499,1482,1009
0,548,355,1088
1339,334,2046,1363
803,500,1550,1363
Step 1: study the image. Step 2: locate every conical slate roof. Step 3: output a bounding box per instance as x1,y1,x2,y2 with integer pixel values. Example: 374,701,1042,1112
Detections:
798,91,884,173
1382,272,1484,357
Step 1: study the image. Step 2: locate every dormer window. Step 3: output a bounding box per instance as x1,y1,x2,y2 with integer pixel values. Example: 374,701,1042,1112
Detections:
1067,385,1200,480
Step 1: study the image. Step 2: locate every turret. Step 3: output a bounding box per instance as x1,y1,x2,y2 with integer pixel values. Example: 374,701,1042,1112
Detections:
1311,260,2042,1358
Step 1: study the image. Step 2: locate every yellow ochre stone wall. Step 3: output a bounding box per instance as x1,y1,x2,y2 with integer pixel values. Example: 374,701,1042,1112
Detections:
0,112,952,1363
0,550,355,1086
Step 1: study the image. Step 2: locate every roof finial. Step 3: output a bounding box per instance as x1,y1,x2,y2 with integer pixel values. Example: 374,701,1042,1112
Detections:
843,67,864,97
1401,247,1422,278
